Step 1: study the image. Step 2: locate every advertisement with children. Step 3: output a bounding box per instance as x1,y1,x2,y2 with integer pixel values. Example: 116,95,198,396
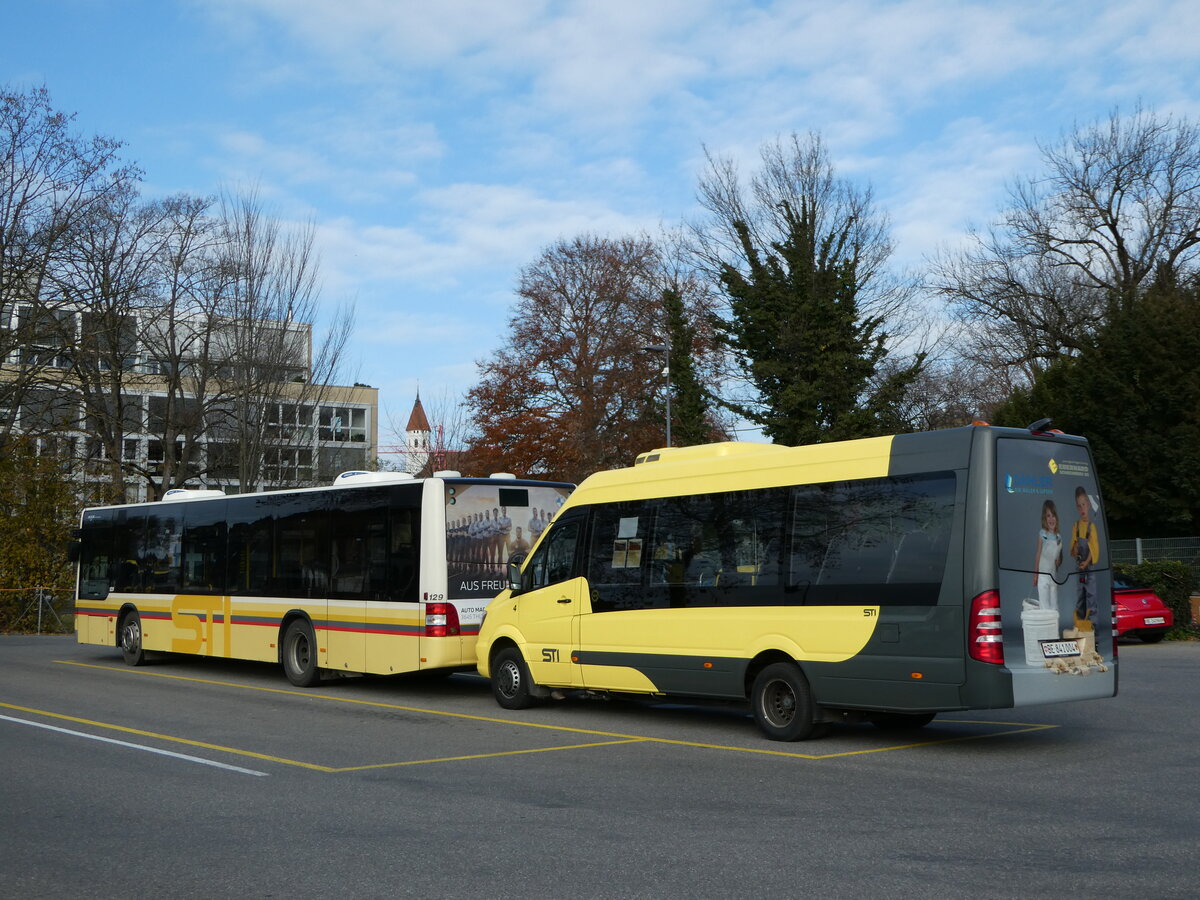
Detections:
996,437,1116,705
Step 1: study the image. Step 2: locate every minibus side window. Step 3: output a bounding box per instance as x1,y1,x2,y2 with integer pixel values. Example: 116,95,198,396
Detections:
787,473,954,606
527,518,582,590
587,502,655,611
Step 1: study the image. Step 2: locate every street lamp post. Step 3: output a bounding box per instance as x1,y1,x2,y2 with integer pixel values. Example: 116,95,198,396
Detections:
642,344,671,447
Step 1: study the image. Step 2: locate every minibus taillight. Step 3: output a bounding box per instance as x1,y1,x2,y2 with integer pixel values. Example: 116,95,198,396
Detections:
969,590,1004,665
425,602,460,637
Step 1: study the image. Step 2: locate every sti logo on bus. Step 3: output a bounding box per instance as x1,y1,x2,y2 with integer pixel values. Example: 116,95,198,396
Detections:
542,648,560,662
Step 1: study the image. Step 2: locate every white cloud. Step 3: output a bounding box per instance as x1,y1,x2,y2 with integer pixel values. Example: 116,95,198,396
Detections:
884,117,1041,267
177,0,1200,416
314,184,653,306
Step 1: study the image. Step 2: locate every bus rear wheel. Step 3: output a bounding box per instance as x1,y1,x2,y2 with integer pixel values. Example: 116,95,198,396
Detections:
119,610,146,667
751,662,817,741
281,620,321,687
492,647,537,710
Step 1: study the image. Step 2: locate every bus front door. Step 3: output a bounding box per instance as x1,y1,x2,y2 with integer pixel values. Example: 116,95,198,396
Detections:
518,575,583,687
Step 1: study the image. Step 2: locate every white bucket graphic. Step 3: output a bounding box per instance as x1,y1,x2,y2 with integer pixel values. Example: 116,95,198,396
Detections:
1021,609,1059,666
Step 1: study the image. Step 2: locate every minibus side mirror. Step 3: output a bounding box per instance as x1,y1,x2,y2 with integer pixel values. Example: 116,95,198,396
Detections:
66,541,81,563
507,553,527,593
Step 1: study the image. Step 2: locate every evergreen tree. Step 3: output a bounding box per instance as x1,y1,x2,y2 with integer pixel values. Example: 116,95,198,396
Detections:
661,287,717,446
716,201,922,446
994,277,1200,537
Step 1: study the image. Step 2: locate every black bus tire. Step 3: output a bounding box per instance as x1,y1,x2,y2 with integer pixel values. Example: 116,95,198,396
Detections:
869,712,937,730
492,647,537,710
281,620,321,687
751,662,817,741
119,609,146,666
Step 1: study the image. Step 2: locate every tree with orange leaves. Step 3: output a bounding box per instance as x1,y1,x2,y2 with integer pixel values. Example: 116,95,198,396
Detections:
463,234,722,483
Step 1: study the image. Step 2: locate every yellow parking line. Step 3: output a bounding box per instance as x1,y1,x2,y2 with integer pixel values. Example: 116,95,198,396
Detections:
58,660,663,739
53,660,1058,763
2,698,646,772
331,739,648,772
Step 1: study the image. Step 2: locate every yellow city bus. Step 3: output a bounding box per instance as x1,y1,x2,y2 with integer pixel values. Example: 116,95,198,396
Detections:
476,424,1117,740
73,471,572,684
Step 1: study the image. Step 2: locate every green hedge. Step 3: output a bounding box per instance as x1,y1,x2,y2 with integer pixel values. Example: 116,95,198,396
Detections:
1113,559,1198,638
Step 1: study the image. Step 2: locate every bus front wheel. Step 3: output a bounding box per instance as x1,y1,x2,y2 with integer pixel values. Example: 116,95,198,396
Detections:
281,620,321,687
492,647,537,710
751,662,817,741
119,610,146,667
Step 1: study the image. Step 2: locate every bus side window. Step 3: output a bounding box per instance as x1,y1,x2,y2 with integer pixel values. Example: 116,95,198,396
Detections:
181,500,228,594
388,506,419,603
144,505,183,594
329,488,387,600
274,496,330,598
788,474,955,605
226,496,274,596
113,510,146,592
79,513,115,599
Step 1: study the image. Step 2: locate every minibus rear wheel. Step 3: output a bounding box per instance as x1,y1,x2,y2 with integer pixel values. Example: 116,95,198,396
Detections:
868,711,936,730
492,647,537,709
751,662,817,741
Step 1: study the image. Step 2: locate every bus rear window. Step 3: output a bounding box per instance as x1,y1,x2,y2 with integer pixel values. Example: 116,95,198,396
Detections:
996,439,1103,574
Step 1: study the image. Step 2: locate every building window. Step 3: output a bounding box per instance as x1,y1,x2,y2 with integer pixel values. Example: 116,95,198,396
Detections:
16,306,75,368
319,406,366,442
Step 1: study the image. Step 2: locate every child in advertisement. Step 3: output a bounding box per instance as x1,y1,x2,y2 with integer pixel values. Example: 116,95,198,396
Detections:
1071,485,1100,632
1035,484,1106,676
1032,499,1062,613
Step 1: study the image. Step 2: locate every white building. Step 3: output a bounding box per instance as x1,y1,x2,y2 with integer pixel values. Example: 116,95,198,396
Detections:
3,304,378,501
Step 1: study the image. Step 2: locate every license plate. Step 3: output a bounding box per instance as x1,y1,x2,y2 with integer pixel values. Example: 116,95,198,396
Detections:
1041,640,1080,658
1144,616,1166,626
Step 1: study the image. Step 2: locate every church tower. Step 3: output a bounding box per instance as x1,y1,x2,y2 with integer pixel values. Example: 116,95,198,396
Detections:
404,393,432,475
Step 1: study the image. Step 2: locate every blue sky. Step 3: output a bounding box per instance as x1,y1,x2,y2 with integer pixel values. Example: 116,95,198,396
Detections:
5,0,1199,448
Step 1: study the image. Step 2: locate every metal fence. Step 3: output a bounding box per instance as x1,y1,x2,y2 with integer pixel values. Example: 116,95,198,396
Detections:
1110,537,1200,587
0,587,74,634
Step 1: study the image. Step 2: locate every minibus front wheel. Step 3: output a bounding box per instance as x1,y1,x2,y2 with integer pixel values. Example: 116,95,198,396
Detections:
751,662,817,741
492,646,537,710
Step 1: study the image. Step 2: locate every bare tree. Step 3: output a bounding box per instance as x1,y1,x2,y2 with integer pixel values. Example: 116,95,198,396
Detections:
0,84,134,441
50,181,171,501
884,342,1017,432
932,105,1200,378
137,192,231,497
1,88,359,500
213,190,355,491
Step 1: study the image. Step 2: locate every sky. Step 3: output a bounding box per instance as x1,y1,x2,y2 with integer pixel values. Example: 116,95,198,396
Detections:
4,0,1199,452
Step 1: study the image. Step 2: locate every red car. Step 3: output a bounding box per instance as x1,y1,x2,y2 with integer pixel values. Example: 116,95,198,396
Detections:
1113,576,1174,643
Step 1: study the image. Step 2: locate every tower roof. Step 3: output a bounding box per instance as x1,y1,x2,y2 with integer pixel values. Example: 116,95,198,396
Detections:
406,394,431,433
